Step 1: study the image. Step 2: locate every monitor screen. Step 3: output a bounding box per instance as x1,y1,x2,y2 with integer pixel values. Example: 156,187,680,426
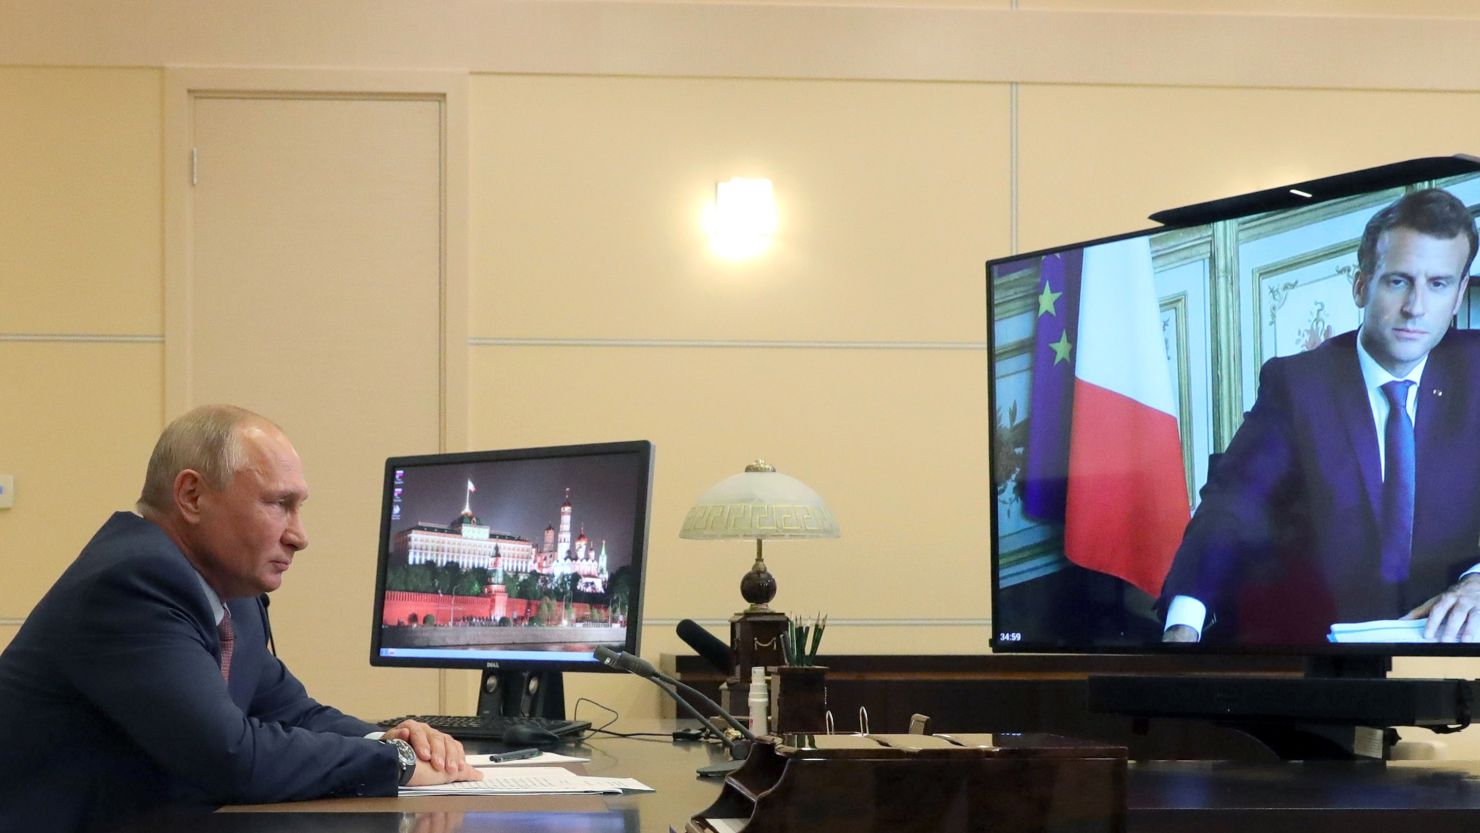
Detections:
370,440,653,672
988,161,1480,654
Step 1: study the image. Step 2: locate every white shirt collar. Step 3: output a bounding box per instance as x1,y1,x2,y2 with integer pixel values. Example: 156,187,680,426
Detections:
192,563,227,627
1355,327,1427,393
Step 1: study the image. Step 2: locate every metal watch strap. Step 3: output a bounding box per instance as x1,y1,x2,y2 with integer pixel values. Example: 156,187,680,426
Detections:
382,737,416,786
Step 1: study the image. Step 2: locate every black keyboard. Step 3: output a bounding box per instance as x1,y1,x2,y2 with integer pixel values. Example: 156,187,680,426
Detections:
377,714,591,741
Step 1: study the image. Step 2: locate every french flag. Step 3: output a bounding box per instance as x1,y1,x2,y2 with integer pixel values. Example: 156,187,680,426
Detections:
1062,237,1190,596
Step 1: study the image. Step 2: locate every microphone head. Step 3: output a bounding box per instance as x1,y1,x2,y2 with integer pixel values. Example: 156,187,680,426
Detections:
592,646,657,679
677,619,734,675
620,652,658,679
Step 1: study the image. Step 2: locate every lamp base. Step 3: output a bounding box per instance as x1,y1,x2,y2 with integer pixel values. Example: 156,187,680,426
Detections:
739,542,777,609
730,609,789,694
740,568,777,611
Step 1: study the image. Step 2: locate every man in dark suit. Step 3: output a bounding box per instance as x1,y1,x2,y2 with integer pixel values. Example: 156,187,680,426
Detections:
0,405,481,832
1162,188,1480,644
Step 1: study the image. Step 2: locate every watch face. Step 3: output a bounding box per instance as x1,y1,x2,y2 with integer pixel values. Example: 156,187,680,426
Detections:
387,738,416,781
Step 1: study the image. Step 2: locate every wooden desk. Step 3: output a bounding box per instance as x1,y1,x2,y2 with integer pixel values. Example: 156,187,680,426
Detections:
116,722,1480,833
1130,759,1480,833
666,653,1309,759
122,724,729,833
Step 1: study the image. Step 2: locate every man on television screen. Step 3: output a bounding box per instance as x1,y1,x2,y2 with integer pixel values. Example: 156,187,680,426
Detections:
1161,188,1480,645
0,405,481,832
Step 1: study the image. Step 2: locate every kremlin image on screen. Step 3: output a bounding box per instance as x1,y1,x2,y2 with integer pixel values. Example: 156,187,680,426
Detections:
376,452,643,661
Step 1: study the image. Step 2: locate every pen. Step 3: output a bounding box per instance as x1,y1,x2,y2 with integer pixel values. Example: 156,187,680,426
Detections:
486,747,541,763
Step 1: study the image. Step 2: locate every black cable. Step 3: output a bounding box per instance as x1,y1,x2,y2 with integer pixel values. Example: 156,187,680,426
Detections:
572,696,619,738
571,696,710,742
585,728,674,742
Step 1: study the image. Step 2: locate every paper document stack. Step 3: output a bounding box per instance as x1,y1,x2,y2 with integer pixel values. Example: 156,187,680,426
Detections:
400,765,653,797
1328,618,1429,643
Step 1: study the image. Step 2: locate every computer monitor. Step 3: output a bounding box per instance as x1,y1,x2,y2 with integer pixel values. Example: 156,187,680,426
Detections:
370,440,653,713
987,156,1480,658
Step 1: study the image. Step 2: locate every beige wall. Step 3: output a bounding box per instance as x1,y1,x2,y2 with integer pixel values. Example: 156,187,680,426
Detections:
1,66,165,646
4,0,1480,751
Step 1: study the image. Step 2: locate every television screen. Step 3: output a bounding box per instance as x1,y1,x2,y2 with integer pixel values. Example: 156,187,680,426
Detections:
988,162,1480,653
370,441,652,672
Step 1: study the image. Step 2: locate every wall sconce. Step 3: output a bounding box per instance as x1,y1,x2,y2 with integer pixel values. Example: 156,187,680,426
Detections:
709,177,776,259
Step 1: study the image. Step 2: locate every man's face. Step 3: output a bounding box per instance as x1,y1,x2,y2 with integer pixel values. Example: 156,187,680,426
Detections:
1353,226,1471,377
192,424,309,599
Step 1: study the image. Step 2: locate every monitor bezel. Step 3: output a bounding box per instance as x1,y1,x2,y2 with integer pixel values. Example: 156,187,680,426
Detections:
986,155,1480,658
369,440,653,673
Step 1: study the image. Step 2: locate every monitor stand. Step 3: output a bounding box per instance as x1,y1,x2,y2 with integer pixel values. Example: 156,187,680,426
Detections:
1088,656,1478,760
477,668,568,720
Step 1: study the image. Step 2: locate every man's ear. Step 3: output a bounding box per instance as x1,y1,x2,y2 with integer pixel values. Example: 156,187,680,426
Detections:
1453,274,1473,318
1352,270,1371,309
173,470,207,524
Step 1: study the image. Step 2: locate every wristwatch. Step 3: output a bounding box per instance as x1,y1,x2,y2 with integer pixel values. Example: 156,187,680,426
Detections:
382,737,416,786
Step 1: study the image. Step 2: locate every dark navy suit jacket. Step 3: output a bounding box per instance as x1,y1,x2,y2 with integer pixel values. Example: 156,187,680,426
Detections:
0,512,398,833
1162,329,1480,644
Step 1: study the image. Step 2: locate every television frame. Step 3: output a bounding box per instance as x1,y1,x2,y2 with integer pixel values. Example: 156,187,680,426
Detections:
986,155,1480,661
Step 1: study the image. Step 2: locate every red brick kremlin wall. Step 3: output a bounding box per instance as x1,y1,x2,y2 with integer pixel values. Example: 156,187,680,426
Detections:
381,590,604,625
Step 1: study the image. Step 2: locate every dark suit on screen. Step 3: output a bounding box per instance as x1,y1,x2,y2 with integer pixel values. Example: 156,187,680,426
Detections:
0,512,397,833
1161,329,1480,644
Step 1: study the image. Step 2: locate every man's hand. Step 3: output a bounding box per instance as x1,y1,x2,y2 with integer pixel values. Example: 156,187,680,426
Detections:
384,719,481,784
1405,574,1480,642
409,812,466,833
407,756,482,787
1162,624,1200,643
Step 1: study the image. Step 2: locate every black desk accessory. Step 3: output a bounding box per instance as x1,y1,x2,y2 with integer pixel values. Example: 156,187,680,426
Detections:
1089,674,1479,759
374,713,588,742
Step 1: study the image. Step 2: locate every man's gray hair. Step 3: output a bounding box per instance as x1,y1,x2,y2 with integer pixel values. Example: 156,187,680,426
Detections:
136,404,276,516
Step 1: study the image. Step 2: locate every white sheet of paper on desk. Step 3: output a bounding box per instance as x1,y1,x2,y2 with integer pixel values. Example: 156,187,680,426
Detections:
1328,618,1430,643
574,776,653,793
466,751,588,766
399,766,653,796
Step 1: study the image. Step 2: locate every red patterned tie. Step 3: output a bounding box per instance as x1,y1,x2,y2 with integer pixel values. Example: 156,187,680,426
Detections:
218,608,236,683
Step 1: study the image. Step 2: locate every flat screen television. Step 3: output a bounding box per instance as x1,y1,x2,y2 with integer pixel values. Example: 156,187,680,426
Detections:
987,156,1480,660
369,440,653,682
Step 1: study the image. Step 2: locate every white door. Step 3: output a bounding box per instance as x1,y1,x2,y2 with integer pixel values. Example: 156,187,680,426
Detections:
173,79,456,719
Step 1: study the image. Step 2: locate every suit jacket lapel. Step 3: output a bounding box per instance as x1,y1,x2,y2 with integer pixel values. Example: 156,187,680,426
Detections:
1413,340,1454,515
1332,338,1384,523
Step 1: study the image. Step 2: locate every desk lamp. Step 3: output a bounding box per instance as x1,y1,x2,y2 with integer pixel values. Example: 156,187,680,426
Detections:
679,461,839,699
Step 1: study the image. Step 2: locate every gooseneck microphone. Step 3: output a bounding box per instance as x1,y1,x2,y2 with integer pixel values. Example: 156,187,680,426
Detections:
594,646,756,776
677,619,734,675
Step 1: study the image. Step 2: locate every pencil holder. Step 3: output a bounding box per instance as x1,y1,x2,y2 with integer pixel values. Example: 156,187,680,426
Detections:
769,664,828,734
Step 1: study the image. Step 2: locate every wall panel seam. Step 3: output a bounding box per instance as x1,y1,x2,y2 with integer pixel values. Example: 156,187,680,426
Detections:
0,334,163,343
471,337,986,351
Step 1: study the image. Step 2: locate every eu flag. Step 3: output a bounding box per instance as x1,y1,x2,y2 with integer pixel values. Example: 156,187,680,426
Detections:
1021,250,1082,522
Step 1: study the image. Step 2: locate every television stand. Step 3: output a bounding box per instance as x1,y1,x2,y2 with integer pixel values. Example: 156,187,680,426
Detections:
1088,669,1478,760
477,667,569,720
